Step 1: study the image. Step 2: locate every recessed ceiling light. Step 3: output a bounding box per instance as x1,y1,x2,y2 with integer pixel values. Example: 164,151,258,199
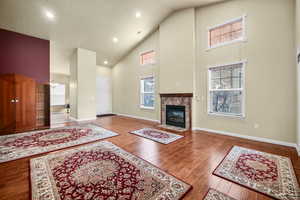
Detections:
45,10,55,20
113,37,119,43
135,12,141,18
104,60,108,65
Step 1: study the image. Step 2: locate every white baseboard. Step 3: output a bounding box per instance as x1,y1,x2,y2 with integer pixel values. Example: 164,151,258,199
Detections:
96,113,114,116
193,127,299,155
69,117,97,122
116,113,160,123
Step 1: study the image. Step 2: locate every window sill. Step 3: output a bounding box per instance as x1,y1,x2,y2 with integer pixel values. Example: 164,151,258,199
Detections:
140,106,155,110
140,62,156,67
208,112,245,119
206,38,247,51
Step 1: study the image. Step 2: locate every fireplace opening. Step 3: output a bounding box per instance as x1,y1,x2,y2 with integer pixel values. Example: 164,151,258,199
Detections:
166,105,185,128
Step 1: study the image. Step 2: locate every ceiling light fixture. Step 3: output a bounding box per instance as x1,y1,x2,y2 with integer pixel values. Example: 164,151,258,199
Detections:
45,10,55,20
104,60,108,65
113,37,119,43
135,12,141,18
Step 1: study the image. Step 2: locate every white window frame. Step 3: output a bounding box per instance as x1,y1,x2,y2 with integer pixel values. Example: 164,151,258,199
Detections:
207,15,247,50
139,50,156,66
207,61,246,118
140,76,155,110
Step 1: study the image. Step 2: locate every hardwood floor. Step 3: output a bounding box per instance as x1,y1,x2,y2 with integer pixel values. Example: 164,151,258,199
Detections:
0,115,299,200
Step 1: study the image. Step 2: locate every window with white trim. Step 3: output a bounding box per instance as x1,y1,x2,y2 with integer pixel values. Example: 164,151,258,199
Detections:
140,50,156,66
208,62,245,117
208,16,246,49
140,76,155,109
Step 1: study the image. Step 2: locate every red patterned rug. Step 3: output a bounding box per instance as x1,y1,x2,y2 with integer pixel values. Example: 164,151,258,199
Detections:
0,124,118,163
130,128,183,144
214,146,300,200
203,189,236,200
30,141,191,200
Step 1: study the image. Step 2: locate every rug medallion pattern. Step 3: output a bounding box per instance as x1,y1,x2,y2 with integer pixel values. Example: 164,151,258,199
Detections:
214,146,300,200
0,124,118,163
30,141,191,200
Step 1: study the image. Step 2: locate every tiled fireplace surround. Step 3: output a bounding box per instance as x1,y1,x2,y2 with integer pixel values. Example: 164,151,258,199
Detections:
160,93,193,130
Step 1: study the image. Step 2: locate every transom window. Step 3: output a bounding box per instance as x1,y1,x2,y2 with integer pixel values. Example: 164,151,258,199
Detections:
208,62,245,117
140,50,156,66
209,16,246,49
140,76,155,109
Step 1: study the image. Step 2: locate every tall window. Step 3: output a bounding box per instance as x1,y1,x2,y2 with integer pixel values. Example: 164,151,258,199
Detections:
208,62,245,117
140,50,156,66
140,76,155,109
50,83,66,106
209,16,246,49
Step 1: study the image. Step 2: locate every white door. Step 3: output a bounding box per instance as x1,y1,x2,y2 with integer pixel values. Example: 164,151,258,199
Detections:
96,76,112,115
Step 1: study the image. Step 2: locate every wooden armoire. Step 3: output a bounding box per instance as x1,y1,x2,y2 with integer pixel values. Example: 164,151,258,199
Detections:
0,74,50,135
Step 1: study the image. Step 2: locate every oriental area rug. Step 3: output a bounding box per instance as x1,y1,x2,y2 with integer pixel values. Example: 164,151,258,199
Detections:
0,124,118,163
30,141,191,200
130,128,183,144
213,146,300,200
203,189,237,200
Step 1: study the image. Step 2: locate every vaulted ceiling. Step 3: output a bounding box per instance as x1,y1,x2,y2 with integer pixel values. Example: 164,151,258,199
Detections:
0,0,225,75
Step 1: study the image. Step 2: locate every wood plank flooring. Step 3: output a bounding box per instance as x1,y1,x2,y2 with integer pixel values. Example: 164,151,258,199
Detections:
0,115,299,200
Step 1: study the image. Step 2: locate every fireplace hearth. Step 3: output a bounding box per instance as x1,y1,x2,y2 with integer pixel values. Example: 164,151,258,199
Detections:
166,105,186,128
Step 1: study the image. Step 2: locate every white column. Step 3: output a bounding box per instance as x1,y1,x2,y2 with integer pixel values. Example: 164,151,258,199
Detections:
69,48,96,121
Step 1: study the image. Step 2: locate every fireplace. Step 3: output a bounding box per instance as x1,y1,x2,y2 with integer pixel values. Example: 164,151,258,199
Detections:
166,105,186,128
160,93,193,131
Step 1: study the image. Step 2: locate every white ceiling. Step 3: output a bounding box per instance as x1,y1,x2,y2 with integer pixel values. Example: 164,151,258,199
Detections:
0,0,224,75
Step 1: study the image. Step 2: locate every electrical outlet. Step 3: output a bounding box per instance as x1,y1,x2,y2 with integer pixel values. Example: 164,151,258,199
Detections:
254,123,260,129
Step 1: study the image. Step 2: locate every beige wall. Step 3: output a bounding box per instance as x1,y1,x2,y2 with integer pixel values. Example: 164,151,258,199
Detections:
112,31,160,121
195,0,296,143
112,9,196,121
159,8,195,93
69,48,97,120
296,0,300,147
297,0,300,46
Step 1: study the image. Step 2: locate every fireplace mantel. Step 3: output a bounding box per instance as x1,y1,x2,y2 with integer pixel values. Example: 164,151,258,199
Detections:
160,93,193,98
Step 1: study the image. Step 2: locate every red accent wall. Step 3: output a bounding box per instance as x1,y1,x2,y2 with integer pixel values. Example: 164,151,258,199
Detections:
0,28,50,83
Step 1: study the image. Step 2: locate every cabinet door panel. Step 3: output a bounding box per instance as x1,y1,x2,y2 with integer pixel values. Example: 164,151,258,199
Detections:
15,75,36,132
0,75,15,134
